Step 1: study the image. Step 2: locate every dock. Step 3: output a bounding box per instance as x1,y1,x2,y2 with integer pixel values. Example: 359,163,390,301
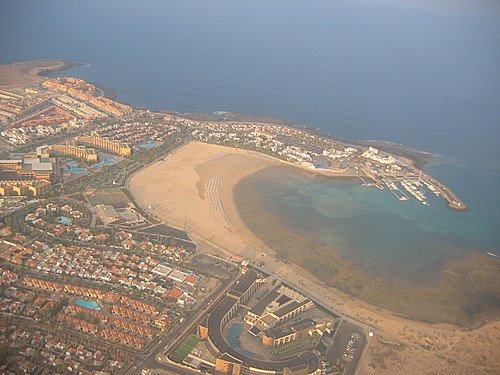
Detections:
408,166,466,210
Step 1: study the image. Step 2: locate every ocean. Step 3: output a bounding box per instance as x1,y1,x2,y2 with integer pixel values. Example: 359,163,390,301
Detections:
1,0,499,271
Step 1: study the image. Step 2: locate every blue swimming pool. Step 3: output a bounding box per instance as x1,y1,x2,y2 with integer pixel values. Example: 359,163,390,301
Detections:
56,216,72,225
227,324,255,358
75,299,101,311
66,167,88,173
138,141,156,149
93,153,117,170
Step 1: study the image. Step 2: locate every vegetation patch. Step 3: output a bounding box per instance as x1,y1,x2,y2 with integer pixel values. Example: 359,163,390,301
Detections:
271,334,320,358
171,334,201,362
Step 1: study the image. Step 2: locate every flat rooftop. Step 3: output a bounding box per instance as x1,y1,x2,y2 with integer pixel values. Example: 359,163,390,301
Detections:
229,270,259,297
273,299,310,319
249,285,280,316
152,264,173,277
265,318,315,339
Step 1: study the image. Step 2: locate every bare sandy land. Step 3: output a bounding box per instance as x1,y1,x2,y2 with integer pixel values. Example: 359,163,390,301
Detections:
129,141,499,374
0,60,69,87
129,142,280,259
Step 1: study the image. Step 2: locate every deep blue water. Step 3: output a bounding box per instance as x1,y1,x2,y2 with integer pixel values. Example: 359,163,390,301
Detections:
1,0,499,264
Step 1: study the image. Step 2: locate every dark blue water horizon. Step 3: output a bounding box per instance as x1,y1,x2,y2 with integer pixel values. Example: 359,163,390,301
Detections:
1,0,499,259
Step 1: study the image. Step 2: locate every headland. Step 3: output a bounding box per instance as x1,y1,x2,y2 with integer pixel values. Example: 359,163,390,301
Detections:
0,60,84,87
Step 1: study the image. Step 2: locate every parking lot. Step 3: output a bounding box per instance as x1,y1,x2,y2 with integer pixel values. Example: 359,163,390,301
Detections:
328,320,366,375
189,253,237,279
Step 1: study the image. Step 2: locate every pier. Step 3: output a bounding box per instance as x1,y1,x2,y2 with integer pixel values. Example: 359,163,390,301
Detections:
408,166,466,210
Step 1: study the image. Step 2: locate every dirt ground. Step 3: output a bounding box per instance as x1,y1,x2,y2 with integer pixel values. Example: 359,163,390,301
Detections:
0,60,68,86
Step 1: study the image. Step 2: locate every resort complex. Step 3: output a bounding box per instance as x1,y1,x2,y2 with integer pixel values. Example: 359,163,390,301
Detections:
0,147,55,197
46,142,98,162
192,271,325,375
75,131,131,156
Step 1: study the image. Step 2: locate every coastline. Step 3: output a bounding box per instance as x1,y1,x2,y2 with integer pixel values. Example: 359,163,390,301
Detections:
94,84,118,100
1,56,496,372
0,59,83,87
0,60,467,212
128,141,499,327
0,59,119,100
128,141,500,373
233,166,498,325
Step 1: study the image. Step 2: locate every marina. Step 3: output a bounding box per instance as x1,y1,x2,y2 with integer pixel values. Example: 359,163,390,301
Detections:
358,166,465,209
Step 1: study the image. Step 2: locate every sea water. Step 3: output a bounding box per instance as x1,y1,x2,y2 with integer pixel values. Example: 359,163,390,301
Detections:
237,167,497,281
1,0,499,275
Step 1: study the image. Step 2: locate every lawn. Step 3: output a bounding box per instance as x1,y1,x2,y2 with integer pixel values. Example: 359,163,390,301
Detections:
271,334,320,358
88,190,130,206
171,334,201,362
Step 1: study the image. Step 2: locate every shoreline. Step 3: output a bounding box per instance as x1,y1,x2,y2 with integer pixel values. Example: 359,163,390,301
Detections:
0,59,83,87
0,60,458,206
234,166,497,325
0,59,118,100
161,109,436,170
129,141,498,327
36,60,87,78
0,60,463,209
128,141,500,373
0,55,495,372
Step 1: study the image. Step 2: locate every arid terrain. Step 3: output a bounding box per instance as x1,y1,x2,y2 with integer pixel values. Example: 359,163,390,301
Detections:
0,60,76,87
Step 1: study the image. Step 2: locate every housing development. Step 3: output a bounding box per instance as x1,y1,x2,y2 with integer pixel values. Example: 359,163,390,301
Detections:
0,72,468,375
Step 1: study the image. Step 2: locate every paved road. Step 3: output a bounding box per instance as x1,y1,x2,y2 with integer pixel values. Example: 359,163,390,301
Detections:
131,269,240,375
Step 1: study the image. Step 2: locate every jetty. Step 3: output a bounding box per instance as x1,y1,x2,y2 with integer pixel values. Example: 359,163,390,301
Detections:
408,166,466,210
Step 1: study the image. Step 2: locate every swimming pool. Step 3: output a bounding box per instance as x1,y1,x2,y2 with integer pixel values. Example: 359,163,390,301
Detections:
227,323,255,357
75,299,101,311
93,153,117,170
138,141,156,149
56,216,72,225
66,167,88,173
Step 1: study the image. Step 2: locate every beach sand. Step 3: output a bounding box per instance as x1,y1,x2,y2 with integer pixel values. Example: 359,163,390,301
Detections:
128,142,279,259
129,141,499,374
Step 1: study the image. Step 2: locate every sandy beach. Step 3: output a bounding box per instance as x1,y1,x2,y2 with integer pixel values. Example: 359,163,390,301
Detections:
129,142,280,259
129,141,499,374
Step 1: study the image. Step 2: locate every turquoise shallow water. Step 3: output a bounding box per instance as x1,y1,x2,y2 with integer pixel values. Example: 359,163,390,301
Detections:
56,216,72,225
66,167,88,174
92,153,118,170
243,167,498,281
